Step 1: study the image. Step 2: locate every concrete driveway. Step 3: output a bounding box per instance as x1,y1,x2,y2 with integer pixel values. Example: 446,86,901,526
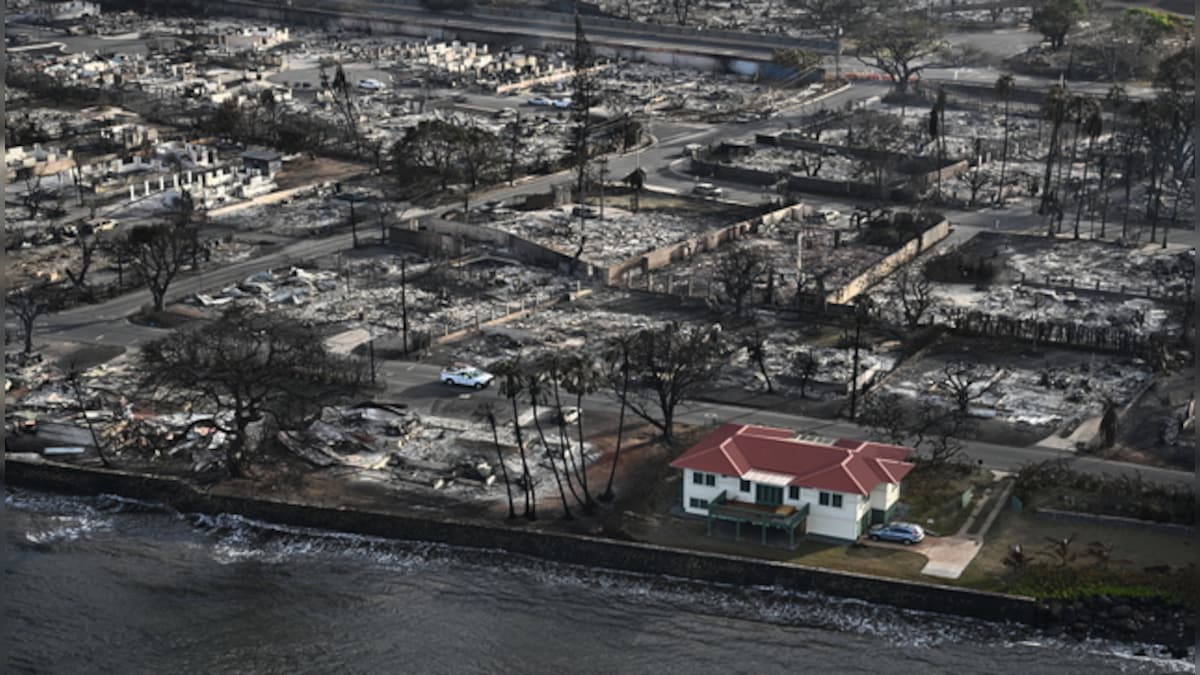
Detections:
861,535,983,580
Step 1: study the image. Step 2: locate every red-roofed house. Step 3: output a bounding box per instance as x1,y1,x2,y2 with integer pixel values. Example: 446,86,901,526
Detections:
670,423,915,545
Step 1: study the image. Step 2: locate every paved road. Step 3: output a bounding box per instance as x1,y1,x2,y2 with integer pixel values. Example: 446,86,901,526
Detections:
378,362,1194,486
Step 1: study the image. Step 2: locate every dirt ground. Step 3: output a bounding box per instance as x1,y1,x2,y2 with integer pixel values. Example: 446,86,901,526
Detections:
876,335,1152,445
1103,368,1195,471
272,156,369,191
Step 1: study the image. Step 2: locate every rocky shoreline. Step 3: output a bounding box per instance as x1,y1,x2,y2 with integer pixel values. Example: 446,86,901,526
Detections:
1037,596,1195,658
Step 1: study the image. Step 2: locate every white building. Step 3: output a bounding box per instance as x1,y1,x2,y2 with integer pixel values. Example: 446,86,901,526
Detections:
671,424,914,545
218,27,290,52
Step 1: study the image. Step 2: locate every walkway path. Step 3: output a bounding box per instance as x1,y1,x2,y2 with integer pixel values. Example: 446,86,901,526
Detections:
919,479,1015,580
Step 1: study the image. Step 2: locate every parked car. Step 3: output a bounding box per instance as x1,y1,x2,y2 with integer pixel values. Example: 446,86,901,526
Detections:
357,78,385,91
527,96,553,107
552,97,573,109
440,364,495,389
692,182,723,197
571,205,599,219
451,93,469,103
869,522,925,545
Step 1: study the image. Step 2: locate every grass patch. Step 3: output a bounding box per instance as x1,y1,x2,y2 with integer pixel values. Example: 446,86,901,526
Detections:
631,511,929,581
899,464,995,536
957,509,1199,605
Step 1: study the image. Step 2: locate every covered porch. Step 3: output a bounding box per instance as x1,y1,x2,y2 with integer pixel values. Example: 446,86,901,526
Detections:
704,491,810,549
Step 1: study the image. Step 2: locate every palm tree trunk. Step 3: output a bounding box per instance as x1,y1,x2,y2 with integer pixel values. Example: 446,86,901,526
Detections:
510,397,534,519
531,395,572,520
601,357,631,502
573,390,597,512
996,98,1010,205
488,412,517,519
549,379,586,508
1073,137,1094,239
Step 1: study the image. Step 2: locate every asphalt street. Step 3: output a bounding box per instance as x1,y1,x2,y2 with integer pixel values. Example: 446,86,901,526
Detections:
378,362,1194,486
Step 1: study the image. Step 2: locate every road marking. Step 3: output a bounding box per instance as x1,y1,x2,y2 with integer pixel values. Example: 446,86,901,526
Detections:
94,335,105,342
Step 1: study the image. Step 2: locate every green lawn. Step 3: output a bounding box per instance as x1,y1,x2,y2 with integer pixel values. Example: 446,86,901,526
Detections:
899,465,997,536
956,509,1198,604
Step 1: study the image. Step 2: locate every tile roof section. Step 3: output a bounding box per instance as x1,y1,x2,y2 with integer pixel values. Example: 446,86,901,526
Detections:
670,423,915,495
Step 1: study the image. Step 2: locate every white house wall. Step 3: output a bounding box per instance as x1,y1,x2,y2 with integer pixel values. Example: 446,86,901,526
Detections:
870,482,900,511
681,471,872,541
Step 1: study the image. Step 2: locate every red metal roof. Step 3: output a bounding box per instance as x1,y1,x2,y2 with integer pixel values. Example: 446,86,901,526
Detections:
669,424,915,496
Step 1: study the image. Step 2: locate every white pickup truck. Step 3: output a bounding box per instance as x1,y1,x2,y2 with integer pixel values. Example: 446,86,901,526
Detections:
440,364,495,389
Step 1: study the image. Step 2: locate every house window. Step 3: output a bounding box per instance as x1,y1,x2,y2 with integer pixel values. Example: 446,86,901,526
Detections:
689,498,710,509
692,472,704,485
739,479,751,492
819,491,843,507
705,473,716,487
788,486,800,500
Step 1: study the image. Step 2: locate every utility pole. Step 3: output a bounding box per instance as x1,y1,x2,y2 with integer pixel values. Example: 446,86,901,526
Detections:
400,258,409,355
849,313,862,420
596,156,608,221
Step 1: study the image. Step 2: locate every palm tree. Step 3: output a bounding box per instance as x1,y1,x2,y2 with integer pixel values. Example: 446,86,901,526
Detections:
599,336,632,502
497,357,536,520
542,353,586,509
478,403,517,520
525,365,573,520
1039,84,1071,226
993,74,1015,205
1073,105,1103,239
1060,95,1098,234
562,351,600,513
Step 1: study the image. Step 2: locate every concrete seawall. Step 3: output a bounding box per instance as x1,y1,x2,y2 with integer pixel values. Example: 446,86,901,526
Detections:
6,457,1040,626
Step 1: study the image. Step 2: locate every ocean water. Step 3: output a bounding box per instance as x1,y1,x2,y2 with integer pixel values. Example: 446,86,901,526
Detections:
3,488,1188,674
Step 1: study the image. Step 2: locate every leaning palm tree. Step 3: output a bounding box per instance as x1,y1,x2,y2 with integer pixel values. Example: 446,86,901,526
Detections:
562,351,600,513
496,356,536,520
993,73,1015,205
477,403,516,520
599,335,633,502
525,366,573,521
1073,106,1103,239
542,353,586,509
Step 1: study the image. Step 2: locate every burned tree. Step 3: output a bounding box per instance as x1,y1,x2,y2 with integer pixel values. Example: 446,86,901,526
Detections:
740,327,773,393
859,392,973,468
1031,0,1087,51
792,349,819,399
852,11,945,93
7,283,58,356
617,322,726,444
939,360,999,415
322,63,362,154
63,231,100,301
120,222,198,312
787,0,874,80
889,265,935,328
716,244,769,318
139,308,366,477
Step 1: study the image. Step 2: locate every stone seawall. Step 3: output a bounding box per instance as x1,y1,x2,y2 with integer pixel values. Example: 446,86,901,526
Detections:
6,457,1039,626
